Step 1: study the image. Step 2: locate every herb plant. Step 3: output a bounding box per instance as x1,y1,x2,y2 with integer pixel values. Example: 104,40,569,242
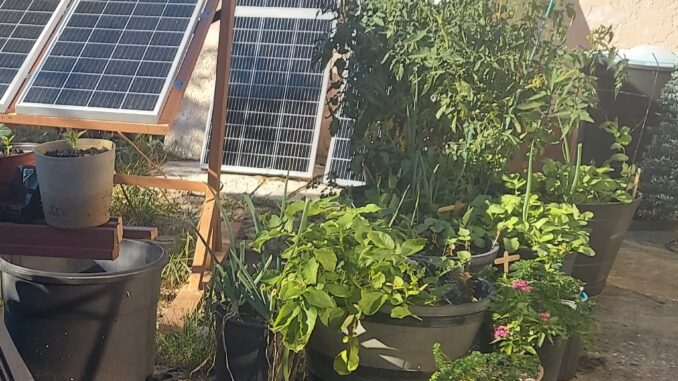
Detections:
486,194,594,267
431,344,541,381
491,260,594,355
62,129,87,151
252,197,438,375
0,125,14,157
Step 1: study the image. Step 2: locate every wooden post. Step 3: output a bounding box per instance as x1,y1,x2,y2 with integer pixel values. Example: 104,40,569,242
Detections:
188,0,237,291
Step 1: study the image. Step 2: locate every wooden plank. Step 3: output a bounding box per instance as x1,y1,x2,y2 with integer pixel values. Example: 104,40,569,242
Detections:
159,285,203,330
0,218,122,260
114,174,207,193
123,226,159,240
188,197,216,290
0,113,170,135
158,0,220,127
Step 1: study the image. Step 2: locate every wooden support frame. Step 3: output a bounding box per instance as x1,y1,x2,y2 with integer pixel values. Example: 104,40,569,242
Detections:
0,0,238,327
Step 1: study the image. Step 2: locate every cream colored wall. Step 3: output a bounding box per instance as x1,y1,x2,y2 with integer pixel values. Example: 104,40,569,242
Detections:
576,0,678,50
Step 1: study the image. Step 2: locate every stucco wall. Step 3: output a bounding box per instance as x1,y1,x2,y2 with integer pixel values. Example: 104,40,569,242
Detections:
576,0,678,50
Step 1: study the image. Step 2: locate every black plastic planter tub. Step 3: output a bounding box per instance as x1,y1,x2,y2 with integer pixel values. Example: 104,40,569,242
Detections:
307,279,494,381
0,239,168,381
215,307,269,381
574,198,640,296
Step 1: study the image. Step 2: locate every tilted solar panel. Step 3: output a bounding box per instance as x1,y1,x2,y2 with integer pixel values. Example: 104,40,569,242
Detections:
0,0,70,113
201,0,333,178
324,117,365,186
16,0,207,123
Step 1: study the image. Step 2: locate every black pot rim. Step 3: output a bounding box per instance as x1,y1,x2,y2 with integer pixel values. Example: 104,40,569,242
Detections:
214,303,268,329
0,240,168,285
576,195,642,208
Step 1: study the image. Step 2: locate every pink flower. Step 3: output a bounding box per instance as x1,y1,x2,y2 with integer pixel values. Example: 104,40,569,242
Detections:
510,279,534,293
539,312,551,323
494,325,510,339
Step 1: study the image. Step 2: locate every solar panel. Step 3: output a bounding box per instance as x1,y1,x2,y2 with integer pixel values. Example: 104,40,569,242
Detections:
16,0,207,123
200,1,333,178
324,117,365,186
0,0,70,113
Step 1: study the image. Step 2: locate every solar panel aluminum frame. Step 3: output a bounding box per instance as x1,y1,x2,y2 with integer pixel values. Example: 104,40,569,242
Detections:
200,6,334,179
15,0,208,124
0,0,73,113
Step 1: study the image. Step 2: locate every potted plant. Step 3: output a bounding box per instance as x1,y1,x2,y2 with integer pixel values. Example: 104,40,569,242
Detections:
0,125,35,199
33,130,115,229
251,198,493,381
520,122,640,296
430,345,543,381
491,260,594,381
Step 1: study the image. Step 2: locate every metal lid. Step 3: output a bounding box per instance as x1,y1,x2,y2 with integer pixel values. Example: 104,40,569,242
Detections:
619,45,677,71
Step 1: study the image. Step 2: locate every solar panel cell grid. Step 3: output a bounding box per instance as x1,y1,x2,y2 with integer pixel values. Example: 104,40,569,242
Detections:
202,6,332,177
0,0,64,111
325,117,365,186
17,0,205,122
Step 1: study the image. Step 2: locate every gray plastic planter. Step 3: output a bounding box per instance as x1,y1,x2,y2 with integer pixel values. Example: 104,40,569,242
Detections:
0,240,167,381
34,138,115,229
307,279,494,381
574,198,641,296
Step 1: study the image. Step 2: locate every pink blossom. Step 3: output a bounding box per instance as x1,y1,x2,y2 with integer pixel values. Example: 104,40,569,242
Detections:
539,312,551,323
510,279,534,293
494,325,510,339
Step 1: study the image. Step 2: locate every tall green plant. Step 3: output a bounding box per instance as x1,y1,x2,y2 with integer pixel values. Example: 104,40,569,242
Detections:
321,0,623,214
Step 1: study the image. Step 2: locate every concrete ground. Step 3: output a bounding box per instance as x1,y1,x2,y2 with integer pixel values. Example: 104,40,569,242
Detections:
576,230,678,381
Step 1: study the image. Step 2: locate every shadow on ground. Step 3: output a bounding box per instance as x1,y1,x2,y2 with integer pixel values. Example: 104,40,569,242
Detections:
576,230,678,381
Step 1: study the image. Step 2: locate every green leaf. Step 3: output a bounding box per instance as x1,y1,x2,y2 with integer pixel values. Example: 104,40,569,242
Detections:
367,231,396,250
325,284,351,297
390,305,413,319
319,307,347,328
333,337,360,375
301,258,319,284
503,237,520,253
279,278,304,300
303,288,336,309
316,248,337,271
358,290,387,315
399,238,427,256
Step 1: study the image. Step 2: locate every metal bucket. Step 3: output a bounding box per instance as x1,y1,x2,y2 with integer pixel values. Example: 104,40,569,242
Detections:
0,239,168,381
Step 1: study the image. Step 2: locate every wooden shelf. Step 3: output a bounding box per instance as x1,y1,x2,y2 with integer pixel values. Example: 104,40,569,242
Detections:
0,217,158,260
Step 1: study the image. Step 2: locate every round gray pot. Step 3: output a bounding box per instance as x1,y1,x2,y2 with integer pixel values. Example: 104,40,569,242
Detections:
306,279,494,381
34,139,115,229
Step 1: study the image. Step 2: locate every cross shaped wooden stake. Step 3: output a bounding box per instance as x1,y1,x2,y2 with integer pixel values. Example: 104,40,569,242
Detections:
494,251,521,274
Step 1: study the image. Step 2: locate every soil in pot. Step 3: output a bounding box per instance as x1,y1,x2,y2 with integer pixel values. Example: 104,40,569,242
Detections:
307,279,494,381
215,306,270,381
34,139,115,229
573,199,641,296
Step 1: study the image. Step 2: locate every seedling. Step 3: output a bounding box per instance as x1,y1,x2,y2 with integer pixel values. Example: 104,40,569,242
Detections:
62,129,87,151
0,125,14,157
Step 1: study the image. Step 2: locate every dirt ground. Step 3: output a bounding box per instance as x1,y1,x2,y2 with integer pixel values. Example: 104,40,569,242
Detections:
575,230,678,381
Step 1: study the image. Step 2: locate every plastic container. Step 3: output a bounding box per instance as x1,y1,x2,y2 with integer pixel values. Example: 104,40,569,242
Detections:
0,239,168,381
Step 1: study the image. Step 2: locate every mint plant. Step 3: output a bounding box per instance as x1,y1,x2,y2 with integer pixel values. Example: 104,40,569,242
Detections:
431,345,540,381
0,125,14,157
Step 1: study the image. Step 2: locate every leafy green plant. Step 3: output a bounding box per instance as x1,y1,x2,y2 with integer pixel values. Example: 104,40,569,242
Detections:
321,0,624,215
514,121,637,205
491,260,594,355
62,129,87,151
252,197,436,375
487,194,594,267
431,345,540,381
638,71,678,221
155,310,215,376
0,124,14,157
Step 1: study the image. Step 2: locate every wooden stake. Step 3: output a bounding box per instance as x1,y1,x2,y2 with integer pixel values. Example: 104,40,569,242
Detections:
494,251,521,274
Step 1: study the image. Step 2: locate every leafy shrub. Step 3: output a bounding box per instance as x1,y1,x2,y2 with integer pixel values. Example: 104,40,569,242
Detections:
431,345,540,381
638,71,678,221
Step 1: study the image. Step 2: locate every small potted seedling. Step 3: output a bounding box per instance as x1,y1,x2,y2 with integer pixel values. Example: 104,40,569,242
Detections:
0,125,36,197
34,130,115,229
